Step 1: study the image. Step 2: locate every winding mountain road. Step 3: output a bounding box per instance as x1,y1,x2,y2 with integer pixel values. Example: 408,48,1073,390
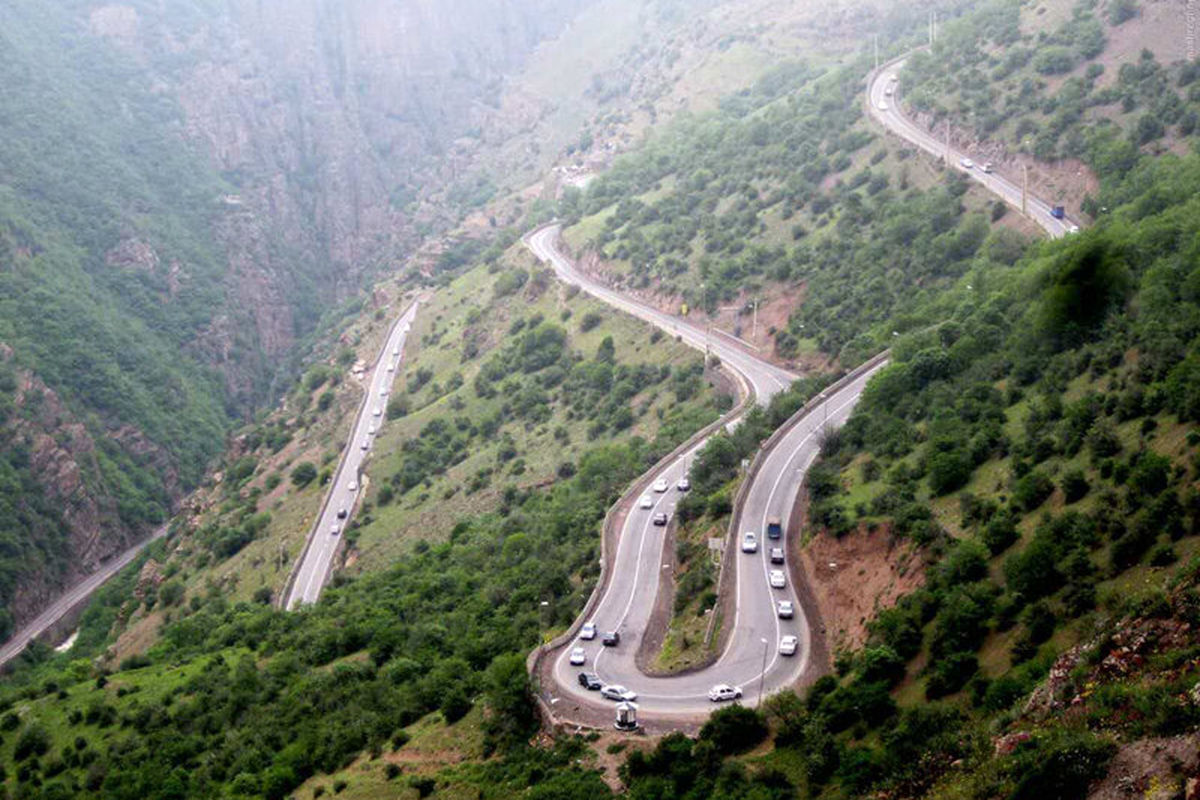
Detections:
285,298,422,609
527,226,887,717
868,56,1075,239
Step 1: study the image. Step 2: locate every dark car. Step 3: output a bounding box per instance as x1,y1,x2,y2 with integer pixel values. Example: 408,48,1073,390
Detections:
578,672,602,690
336,508,348,519
766,516,783,539
602,631,620,647
770,547,784,564
652,511,668,526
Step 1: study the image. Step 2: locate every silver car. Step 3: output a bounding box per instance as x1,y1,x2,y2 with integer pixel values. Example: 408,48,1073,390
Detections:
601,685,637,702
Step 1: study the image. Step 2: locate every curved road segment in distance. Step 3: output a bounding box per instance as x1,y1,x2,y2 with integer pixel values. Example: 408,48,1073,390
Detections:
285,299,421,609
868,56,1075,240
527,226,888,717
0,526,167,668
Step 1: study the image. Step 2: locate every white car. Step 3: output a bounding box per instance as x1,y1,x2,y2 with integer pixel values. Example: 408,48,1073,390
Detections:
652,478,669,493
379,387,389,396
708,684,743,703
777,600,794,619
884,86,894,96
392,347,400,356
1067,224,1080,234
569,647,586,666
960,157,975,169
367,424,376,435
639,495,653,509
386,364,395,372
372,406,382,417
360,439,369,451
348,481,358,492
769,569,786,589
580,622,597,640
877,101,889,111
982,162,994,173
741,531,758,554
779,635,799,656
677,476,690,491
601,685,637,702
330,524,341,536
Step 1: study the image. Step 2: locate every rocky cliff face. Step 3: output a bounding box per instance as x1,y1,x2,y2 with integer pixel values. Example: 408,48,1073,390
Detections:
91,0,586,288
0,346,159,627
0,0,589,633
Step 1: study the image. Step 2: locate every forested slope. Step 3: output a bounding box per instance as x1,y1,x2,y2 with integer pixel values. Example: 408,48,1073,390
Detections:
0,0,241,633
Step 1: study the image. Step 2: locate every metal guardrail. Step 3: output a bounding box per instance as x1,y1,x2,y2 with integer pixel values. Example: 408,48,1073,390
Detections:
704,349,892,646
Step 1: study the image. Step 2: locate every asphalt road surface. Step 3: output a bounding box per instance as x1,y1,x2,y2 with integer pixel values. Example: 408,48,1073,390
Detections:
868,57,1075,240
0,525,167,667
285,299,422,609
527,226,887,716
527,226,796,405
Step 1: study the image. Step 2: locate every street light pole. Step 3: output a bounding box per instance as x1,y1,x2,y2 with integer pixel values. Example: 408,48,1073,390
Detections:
758,637,769,709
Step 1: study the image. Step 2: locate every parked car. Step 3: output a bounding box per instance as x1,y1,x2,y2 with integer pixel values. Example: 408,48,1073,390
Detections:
639,495,654,509
741,531,758,553
653,477,669,493
652,512,668,526
778,600,794,619
982,161,994,173
1067,224,1080,233
770,547,784,564
779,635,799,656
708,684,743,702
769,569,786,589
330,524,341,536
601,685,637,702
578,672,602,690
337,508,348,519
580,622,597,640
677,476,690,491
602,631,621,647
569,647,587,666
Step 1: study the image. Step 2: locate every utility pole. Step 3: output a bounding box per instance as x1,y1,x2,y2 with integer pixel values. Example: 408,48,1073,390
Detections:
1022,164,1029,217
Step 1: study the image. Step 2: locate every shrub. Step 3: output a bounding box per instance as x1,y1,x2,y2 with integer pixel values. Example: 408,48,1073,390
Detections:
1009,731,1116,800
14,724,50,761
698,705,768,755
290,462,318,488
1061,470,1090,504
1012,471,1054,511
928,450,972,496
579,311,603,332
